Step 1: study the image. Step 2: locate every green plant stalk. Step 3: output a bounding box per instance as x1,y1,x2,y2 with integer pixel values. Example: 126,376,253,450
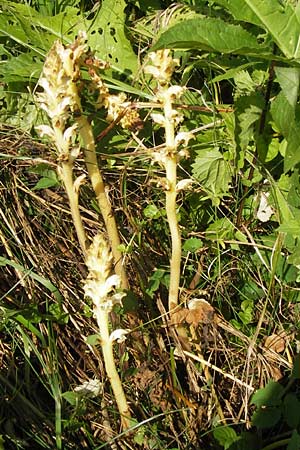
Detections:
94,306,131,429
164,95,181,312
76,115,128,290
59,161,87,257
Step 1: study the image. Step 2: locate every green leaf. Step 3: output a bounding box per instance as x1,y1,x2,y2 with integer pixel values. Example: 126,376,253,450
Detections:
86,334,101,346
192,148,232,205
62,391,78,406
288,430,300,450
275,67,300,109
283,393,300,428
213,426,238,450
151,17,266,55
234,93,264,152
87,0,138,74
243,0,300,60
252,406,281,429
182,238,203,253
32,177,60,190
292,354,300,379
251,381,284,407
278,220,300,236
271,92,300,172
214,0,267,27
143,204,162,219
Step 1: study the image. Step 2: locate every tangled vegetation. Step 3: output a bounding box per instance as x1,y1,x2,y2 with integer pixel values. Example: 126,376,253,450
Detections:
1,1,300,449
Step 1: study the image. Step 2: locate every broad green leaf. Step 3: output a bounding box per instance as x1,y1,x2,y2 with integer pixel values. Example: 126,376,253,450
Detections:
252,407,281,429
33,177,60,190
182,238,203,253
234,93,264,157
275,67,300,108
192,148,232,205
278,220,300,236
288,430,300,450
151,17,267,55
283,393,300,429
270,92,300,171
214,0,266,27
292,354,300,379
86,334,101,346
213,426,238,450
243,0,300,60
86,0,138,74
251,381,283,407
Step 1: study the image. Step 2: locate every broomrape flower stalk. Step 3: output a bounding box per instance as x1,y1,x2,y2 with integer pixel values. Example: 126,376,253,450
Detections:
36,32,128,289
36,33,87,256
145,50,193,313
84,233,131,429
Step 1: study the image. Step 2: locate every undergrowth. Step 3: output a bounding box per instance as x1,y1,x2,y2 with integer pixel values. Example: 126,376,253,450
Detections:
1,0,300,449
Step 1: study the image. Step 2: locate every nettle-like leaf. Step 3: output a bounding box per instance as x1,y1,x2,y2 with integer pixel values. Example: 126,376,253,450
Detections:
217,0,300,60
243,0,300,60
234,93,264,155
0,0,137,79
275,67,300,109
151,17,269,56
192,148,232,205
86,0,138,74
271,92,300,172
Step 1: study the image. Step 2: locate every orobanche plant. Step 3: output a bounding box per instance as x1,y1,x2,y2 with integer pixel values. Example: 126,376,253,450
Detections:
36,30,195,431
35,31,134,429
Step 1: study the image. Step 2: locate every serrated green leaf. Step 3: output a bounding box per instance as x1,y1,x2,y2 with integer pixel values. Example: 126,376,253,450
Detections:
251,381,284,407
234,93,264,151
151,17,266,55
143,204,161,219
86,0,138,74
192,148,232,204
213,426,238,449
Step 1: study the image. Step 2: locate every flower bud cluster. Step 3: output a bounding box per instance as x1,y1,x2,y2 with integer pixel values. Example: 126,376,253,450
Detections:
36,31,88,161
83,234,125,311
145,49,194,168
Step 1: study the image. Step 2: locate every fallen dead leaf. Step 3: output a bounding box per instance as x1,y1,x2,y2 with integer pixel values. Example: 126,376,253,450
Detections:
186,298,215,326
263,333,286,353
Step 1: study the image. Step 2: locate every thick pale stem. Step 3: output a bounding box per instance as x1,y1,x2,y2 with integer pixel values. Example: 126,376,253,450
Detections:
76,115,129,290
164,95,181,312
60,161,87,257
165,158,181,312
94,307,131,430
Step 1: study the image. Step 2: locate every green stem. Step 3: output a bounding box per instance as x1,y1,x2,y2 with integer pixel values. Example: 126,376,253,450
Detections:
94,307,131,430
76,115,129,290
